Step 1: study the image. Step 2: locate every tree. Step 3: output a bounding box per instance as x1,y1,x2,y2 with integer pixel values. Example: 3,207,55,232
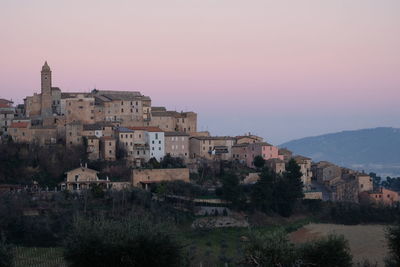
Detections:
253,155,265,169
221,171,244,207
251,168,275,213
147,157,161,168
64,216,186,267
160,154,186,168
275,159,304,217
386,224,400,266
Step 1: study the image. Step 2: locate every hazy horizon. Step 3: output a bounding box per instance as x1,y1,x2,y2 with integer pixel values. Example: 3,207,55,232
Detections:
1,0,400,144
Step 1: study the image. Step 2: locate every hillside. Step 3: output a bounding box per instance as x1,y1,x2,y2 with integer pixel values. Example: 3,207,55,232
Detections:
280,127,400,176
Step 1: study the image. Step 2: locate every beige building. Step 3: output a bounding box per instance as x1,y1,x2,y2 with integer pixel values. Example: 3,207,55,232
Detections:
62,166,110,190
63,94,95,124
86,136,100,160
265,158,286,174
164,131,190,159
189,136,235,160
132,168,190,190
235,134,263,144
24,62,61,120
150,107,197,134
0,99,15,135
9,121,57,145
278,148,293,162
117,127,149,165
66,122,84,147
311,161,342,184
100,136,116,161
330,171,373,202
293,155,312,189
232,143,248,163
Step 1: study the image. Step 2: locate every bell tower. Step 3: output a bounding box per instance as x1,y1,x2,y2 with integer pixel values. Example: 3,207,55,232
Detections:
41,61,52,117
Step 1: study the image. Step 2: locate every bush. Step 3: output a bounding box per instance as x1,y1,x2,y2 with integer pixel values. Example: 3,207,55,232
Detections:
64,216,186,267
244,231,353,267
0,234,13,267
385,224,400,266
244,230,296,266
298,234,353,267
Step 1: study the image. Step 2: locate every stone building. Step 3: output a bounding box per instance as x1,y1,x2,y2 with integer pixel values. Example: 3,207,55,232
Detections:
64,94,95,124
132,168,190,189
232,143,248,163
368,187,399,206
235,134,263,144
311,161,342,184
293,155,313,189
117,127,149,165
62,166,110,190
127,127,165,162
265,158,286,174
86,136,100,160
150,107,197,134
0,99,15,135
189,136,235,160
246,142,283,168
164,131,190,159
100,136,116,161
278,148,293,162
24,62,61,120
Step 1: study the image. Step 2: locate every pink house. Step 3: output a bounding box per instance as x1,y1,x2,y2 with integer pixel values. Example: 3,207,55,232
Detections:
246,142,283,168
369,187,399,206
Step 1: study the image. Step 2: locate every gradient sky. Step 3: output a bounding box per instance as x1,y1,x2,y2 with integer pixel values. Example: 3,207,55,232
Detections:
1,0,400,144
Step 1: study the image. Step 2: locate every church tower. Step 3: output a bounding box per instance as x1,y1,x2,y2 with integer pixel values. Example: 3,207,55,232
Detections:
41,61,53,117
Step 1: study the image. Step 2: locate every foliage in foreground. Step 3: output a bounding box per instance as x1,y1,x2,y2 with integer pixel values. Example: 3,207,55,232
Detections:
0,234,13,267
64,216,186,267
243,230,352,267
385,223,400,267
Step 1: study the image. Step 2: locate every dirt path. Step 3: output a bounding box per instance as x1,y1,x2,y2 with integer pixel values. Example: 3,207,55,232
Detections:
289,223,388,266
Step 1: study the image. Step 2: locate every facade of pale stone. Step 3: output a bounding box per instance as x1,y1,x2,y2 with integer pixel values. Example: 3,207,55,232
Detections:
132,168,190,189
189,136,235,160
164,131,190,159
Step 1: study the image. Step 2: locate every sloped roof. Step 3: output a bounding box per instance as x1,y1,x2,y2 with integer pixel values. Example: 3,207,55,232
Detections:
10,122,29,128
128,126,163,132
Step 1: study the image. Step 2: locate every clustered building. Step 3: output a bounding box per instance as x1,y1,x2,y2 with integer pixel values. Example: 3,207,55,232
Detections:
1,62,398,205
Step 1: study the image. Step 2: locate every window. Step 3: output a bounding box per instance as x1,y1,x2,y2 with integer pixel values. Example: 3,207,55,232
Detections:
136,101,138,105
121,109,124,113
159,147,161,150
139,134,141,138
126,134,128,138
109,142,112,146
136,109,138,113
137,151,140,155
130,134,132,138
130,142,133,146
109,150,112,154
130,109,133,113
120,134,123,139
159,141,161,144
121,101,123,105
155,133,158,139
152,147,154,150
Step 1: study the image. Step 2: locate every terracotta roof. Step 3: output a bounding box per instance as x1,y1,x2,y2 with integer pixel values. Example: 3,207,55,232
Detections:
0,103,12,108
10,122,29,128
128,126,163,132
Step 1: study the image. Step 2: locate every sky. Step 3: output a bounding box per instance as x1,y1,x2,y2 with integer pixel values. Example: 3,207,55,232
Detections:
1,0,399,144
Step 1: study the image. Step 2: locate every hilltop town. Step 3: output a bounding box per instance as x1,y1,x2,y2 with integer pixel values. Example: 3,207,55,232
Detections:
0,62,398,206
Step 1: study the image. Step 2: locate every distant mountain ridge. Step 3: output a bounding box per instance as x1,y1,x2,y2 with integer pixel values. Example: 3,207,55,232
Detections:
280,127,400,176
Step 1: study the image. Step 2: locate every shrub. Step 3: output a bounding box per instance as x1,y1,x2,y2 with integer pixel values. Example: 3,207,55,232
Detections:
0,234,13,267
64,216,185,267
244,230,296,266
298,234,353,267
385,224,400,266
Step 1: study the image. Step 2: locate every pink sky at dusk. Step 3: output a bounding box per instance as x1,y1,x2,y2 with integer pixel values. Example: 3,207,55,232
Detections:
1,0,399,143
